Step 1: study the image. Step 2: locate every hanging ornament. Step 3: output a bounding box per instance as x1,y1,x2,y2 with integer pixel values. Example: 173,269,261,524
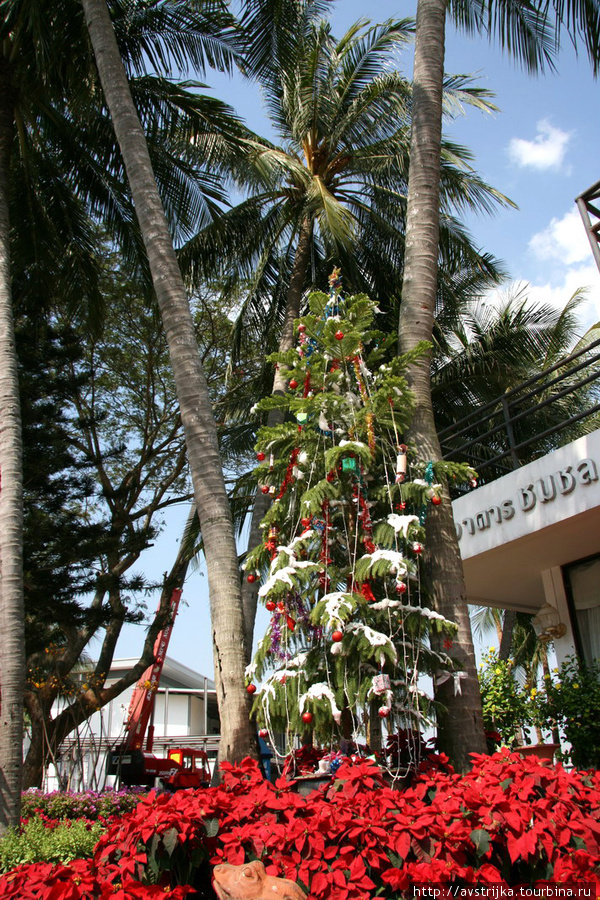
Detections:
260,485,270,494
286,616,296,631
431,495,442,506
256,451,266,462
372,673,391,695
258,728,269,739
395,581,407,595
246,684,257,695
395,444,408,484
331,630,343,643
301,711,313,724
289,379,298,390
341,456,358,472
378,705,390,718
335,330,344,340
265,600,276,612
301,517,312,528
412,542,424,554
298,323,306,333
247,573,257,583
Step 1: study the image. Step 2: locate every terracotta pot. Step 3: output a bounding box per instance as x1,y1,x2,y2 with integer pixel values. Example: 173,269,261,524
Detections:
518,743,559,762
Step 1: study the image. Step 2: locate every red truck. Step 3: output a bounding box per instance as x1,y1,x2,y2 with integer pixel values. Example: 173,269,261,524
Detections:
107,588,211,790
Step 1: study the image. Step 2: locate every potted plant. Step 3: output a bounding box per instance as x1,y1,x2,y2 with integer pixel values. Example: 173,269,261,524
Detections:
537,656,600,769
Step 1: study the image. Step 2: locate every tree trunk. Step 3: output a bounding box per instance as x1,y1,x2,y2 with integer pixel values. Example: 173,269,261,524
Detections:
241,217,313,655
398,0,486,768
0,57,25,834
80,0,256,762
498,609,516,661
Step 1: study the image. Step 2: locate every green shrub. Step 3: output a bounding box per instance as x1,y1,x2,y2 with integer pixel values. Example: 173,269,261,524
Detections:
538,655,600,768
0,818,104,873
20,787,144,822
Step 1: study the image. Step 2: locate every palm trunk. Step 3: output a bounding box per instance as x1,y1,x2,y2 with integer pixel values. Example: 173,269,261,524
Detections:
80,0,256,763
398,0,486,768
0,57,25,834
241,217,313,655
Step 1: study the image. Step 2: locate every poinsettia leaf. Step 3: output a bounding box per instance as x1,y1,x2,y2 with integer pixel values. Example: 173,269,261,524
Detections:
470,828,491,856
204,818,220,838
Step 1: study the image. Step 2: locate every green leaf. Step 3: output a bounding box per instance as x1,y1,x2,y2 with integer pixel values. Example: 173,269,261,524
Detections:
470,828,491,857
204,818,220,838
162,827,178,857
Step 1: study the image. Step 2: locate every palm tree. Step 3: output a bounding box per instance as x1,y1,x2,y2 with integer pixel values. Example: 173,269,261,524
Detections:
183,3,510,654
80,0,259,775
398,0,600,769
0,0,246,830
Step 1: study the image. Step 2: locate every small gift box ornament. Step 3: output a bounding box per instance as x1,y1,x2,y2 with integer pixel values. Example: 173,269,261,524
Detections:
372,673,391,695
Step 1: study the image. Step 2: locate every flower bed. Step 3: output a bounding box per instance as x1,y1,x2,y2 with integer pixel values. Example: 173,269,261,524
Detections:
2,752,600,898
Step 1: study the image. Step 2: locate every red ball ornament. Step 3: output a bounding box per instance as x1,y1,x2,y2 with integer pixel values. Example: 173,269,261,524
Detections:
335,330,344,340
326,470,336,482
298,323,306,333
289,379,298,389
301,711,313,724
331,630,343,643
265,600,276,612
431,495,442,506
247,573,257,583
261,485,270,494
256,451,266,461
246,684,257,695
258,728,268,739
413,542,424,554
378,706,390,718
395,582,407,595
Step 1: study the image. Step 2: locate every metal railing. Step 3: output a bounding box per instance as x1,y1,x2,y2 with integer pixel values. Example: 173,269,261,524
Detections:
439,336,600,480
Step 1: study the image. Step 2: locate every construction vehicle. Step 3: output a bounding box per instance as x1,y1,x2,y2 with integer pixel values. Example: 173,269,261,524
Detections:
107,588,211,790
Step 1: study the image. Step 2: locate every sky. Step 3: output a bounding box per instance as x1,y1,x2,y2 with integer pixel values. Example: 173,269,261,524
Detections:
114,0,600,676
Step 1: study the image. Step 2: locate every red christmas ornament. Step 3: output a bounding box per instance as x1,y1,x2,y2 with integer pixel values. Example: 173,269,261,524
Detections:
246,684,257,695
431,495,442,506
335,330,344,340
326,470,336,482
265,600,276,612
378,706,390,718
258,728,268,739
277,601,285,611
413,542,424,554
261,485,270,494
395,581,407,595
301,517,311,527
331,630,343,643
256,451,266,461
298,323,306,333
247,573,257,583
289,379,298,390
301,711,313,724
266,539,277,551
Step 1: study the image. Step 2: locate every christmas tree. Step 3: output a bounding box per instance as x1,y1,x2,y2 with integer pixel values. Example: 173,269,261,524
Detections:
244,272,477,763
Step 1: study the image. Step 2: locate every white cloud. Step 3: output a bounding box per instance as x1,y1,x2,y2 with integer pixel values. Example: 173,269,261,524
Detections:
529,208,591,266
508,119,572,171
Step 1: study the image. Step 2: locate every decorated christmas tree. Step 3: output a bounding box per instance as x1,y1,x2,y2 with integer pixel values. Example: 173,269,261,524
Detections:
243,272,477,765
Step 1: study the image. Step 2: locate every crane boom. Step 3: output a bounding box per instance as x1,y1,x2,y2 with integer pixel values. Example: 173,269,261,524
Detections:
124,587,182,751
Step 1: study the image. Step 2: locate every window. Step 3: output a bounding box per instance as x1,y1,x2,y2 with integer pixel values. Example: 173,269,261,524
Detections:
563,554,600,663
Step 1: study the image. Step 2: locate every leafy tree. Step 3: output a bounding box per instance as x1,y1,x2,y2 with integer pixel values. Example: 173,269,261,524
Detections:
397,0,600,769
0,0,245,827
186,1,509,656
21,268,239,788
81,0,259,771
245,278,477,764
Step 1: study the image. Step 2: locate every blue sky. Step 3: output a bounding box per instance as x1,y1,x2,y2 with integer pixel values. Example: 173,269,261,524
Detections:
115,0,600,674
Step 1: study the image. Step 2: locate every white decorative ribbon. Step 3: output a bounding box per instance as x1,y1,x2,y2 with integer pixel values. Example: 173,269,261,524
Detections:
435,671,468,696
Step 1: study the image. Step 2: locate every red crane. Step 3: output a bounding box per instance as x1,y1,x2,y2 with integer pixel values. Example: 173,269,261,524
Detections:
108,588,211,790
